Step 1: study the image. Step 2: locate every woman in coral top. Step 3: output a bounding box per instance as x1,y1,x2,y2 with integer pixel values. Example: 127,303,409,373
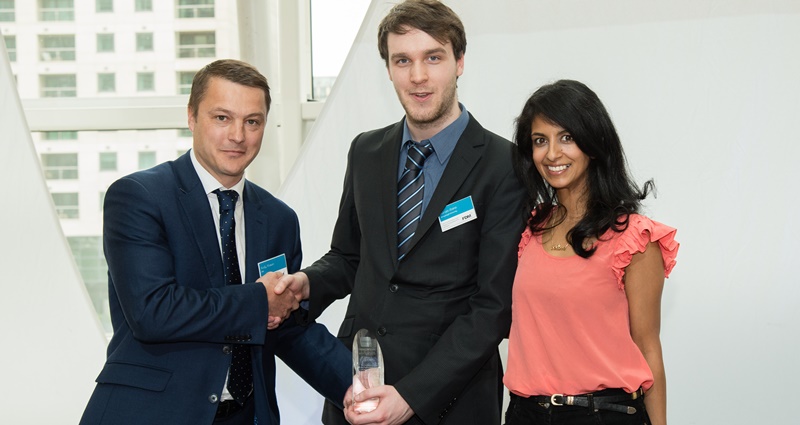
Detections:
503,80,678,425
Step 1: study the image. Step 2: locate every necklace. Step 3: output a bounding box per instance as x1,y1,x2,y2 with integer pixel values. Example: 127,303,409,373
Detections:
550,244,568,251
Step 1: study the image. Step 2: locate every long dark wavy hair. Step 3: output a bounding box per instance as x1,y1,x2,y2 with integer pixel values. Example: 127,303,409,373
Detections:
512,79,653,258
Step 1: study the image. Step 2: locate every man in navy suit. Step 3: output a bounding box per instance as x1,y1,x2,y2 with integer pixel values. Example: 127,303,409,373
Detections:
80,59,350,425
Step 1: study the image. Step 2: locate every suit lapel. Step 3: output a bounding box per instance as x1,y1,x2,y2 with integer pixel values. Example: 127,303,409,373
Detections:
406,115,485,255
173,153,225,287
378,122,405,269
242,181,268,284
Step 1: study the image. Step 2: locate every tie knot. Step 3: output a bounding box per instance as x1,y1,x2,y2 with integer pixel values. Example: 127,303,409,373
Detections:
214,189,239,212
405,141,434,172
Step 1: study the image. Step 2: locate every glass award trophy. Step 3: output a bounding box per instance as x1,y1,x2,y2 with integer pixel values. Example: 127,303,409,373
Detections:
352,328,384,413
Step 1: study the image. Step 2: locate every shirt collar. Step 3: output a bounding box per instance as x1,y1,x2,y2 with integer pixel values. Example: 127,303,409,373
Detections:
402,103,469,165
190,148,246,197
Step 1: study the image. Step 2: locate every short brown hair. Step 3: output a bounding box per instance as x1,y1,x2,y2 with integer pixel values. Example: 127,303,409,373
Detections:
377,0,466,65
188,59,271,117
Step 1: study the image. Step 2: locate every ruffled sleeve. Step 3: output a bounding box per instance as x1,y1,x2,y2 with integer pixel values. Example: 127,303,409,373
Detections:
518,227,533,258
612,214,679,289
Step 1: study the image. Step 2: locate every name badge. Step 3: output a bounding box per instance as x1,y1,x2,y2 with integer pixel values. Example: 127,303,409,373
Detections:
258,253,288,277
438,196,478,232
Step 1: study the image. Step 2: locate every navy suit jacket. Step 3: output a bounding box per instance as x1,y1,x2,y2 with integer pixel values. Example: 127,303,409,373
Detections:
80,152,350,425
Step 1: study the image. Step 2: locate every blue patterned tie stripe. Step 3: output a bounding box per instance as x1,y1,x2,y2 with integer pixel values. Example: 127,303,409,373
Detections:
214,189,253,404
397,141,434,260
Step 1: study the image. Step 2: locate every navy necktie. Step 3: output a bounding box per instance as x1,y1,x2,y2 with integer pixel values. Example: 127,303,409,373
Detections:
214,189,252,403
397,141,434,260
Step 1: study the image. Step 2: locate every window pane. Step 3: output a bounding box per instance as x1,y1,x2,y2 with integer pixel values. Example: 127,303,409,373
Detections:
97,73,115,92
67,236,111,333
310,0,370,100
177,32,215,58
42,131,78,140
136,32,153,52
137,72,155,91
177,0,214,19
0,0,14,22
99,152,117,171
138,151,157,169
3,36,15,62
97,33,114,53
52,192,79,218
41,153,78,179
96,0,112,12
40,34,76,61
135,0,152,12
177,71,195,95
40,74,77,97
40,0,74,21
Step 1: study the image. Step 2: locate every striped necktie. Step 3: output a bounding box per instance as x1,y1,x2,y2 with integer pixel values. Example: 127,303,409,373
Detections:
397,141,434,260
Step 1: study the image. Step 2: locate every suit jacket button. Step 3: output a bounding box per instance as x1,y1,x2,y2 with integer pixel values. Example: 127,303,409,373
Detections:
377,326,387,336
388,284,399,293
209,394,219,404
222,345,232,354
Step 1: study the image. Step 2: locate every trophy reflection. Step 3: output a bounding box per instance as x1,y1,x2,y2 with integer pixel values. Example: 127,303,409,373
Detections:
352,329,384,413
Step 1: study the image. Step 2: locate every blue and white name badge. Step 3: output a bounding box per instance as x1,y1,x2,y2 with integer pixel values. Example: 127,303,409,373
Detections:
258,253,288,277
438,196,478,232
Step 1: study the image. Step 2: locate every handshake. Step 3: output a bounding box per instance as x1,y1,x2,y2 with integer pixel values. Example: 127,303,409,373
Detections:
256,271,310,330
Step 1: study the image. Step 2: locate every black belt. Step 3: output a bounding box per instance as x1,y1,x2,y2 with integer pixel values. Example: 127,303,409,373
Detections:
215,395,250,419
527,388,644,415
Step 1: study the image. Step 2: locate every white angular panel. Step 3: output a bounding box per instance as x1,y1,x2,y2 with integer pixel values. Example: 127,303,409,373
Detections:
0,37,107,424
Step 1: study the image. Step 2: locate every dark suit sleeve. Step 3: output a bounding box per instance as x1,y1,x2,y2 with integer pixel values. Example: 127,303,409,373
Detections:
104,176,268,344
303,136,363,318
397,165,525,423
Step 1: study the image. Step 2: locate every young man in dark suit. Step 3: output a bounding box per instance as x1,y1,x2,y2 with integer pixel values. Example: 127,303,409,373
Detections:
276,1,526,423
80,59,350,425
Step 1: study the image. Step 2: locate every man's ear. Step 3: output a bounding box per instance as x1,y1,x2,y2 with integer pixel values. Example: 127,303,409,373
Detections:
187,107,196,132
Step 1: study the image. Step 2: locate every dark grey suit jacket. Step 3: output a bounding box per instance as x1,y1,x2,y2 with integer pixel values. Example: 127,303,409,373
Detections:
304,114,526,424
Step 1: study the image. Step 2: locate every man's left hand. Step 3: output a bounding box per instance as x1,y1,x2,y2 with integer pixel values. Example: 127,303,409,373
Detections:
344,385,414,425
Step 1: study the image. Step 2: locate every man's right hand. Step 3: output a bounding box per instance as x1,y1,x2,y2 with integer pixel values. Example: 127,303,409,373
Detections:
257,272,299,324
273,271,310,301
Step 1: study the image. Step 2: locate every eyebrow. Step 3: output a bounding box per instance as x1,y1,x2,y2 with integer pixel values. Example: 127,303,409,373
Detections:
390,47,448,62
530,130,570,137
208,108,265,119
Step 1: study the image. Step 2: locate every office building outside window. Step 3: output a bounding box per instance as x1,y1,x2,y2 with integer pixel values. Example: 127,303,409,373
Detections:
40,34,75,61
177,71,195,94
96,33,114,53
136,32,153,51
135,0,151,12
52,193,80,219
138,151,157,170
99,152,117,171
95,0,111,13
3,35,14,61
177,31,215,58
177,0,214,19
0,0,14,22
136,72,154,92
97,72,115,92
39,0,74,21
40,74,77,97
41,153,79,179
42,131,78,140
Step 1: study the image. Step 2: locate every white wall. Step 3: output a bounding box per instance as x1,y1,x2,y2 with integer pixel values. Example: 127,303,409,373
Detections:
0,39,108,423
277,1,800,424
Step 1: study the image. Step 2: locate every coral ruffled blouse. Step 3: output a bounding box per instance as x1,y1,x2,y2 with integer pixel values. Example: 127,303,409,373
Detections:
504,214,679,397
